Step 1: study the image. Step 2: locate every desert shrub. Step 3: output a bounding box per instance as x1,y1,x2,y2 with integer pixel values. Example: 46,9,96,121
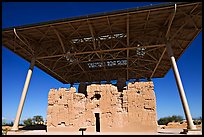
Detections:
32,115,44,124
23,118,33,126
158,115,183,125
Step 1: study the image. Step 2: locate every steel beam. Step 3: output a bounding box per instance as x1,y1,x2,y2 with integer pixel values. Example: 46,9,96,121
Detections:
165,4,177,40
37,44,165,59
126,14,130,80
51,26,66,53
87,20,96,50
14,28,34,54
150,48,166,78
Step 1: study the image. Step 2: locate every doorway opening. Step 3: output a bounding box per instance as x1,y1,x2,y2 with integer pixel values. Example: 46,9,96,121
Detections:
95,113,100,132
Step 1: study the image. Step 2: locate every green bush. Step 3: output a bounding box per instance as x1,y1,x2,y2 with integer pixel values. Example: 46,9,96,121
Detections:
193,120,202,125
32,115,44,124
23,115,44,126
23,118,33,126
193,116,202,125
158,115,183,125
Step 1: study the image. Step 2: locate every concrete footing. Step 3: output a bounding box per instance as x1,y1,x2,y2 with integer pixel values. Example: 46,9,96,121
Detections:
180,128,202,135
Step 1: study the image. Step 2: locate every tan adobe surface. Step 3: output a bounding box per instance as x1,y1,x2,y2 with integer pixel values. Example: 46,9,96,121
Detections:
47,81,157,132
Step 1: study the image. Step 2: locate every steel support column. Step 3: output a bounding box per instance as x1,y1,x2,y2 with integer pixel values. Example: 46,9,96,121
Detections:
166,43,196,130
12,57,36,131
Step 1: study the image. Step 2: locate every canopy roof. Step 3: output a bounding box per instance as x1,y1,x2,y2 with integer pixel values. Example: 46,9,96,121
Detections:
2,2,202,84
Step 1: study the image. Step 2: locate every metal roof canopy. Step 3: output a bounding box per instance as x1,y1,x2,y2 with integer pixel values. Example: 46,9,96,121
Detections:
2,2,202,84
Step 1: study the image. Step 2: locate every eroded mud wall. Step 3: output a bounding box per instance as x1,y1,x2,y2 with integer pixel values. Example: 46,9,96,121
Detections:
47,81,157,132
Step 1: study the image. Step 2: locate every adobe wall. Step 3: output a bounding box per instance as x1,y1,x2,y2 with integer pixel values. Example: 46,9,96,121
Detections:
46,81,157,132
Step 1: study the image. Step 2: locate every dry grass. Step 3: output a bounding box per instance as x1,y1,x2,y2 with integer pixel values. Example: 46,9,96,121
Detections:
2,125,24,130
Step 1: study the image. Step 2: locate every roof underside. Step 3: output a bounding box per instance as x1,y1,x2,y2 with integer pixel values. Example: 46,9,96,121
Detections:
2,2,202,84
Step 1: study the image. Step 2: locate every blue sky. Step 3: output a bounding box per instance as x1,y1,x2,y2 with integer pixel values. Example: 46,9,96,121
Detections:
2,2,202,123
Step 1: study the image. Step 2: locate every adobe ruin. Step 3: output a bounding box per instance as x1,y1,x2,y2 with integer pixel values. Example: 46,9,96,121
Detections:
46,81,157,132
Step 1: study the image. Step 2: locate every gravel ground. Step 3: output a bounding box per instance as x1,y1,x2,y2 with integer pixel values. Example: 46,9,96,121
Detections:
6,128,202,135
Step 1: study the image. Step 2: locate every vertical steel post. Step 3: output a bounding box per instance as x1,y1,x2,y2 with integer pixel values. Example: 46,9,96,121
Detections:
166,43,196,130
12,57,36,131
